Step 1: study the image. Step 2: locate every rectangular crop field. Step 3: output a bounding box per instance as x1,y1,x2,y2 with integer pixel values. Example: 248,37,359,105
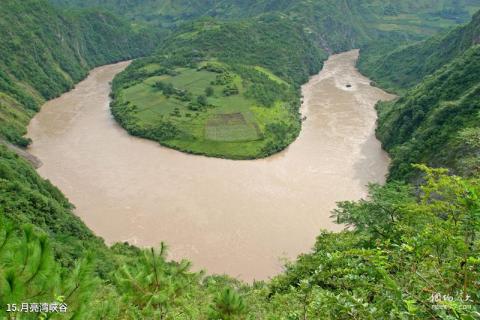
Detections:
205,113,261,142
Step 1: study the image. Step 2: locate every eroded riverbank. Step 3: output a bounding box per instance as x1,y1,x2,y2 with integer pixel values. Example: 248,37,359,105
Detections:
27,50,394,282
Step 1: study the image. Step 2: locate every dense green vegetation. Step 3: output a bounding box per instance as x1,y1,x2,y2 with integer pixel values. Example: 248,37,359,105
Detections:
377,45,480,180
1,0,480,319
0,146,112,270
0,0,157,146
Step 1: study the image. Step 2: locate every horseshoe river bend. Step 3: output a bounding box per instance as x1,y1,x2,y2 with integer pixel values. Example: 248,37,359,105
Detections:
26,50,394,282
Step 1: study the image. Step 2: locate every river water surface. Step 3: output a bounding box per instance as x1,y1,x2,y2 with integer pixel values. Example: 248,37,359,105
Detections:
27,50,394,281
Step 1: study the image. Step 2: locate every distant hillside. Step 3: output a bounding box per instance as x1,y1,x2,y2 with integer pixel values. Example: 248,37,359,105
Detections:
50,0,480,51
49,0,292,24
0,0,156,146
359,10,480,92
157,16,326,86
49,0,372,55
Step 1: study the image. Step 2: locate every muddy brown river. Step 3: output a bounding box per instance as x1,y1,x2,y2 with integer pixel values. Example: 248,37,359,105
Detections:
27,50,394,282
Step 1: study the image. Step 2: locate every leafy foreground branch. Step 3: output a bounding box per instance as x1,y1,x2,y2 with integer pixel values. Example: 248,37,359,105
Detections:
0,166,479,319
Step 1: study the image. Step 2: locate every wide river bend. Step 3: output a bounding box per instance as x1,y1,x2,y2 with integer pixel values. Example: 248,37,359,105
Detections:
27,50,394,282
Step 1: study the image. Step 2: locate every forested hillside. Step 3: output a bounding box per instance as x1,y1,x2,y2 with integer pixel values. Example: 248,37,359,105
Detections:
0,0,156,146
157,16,326,86
359,10,480,180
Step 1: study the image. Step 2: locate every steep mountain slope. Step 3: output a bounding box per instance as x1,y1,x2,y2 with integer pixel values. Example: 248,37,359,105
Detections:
357,10,480,180
359,10,480,92
376,45,480,180
0,0,156,146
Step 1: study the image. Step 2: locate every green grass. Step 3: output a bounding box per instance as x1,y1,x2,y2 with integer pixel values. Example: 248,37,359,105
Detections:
161,69,217,95
140,63,163,73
